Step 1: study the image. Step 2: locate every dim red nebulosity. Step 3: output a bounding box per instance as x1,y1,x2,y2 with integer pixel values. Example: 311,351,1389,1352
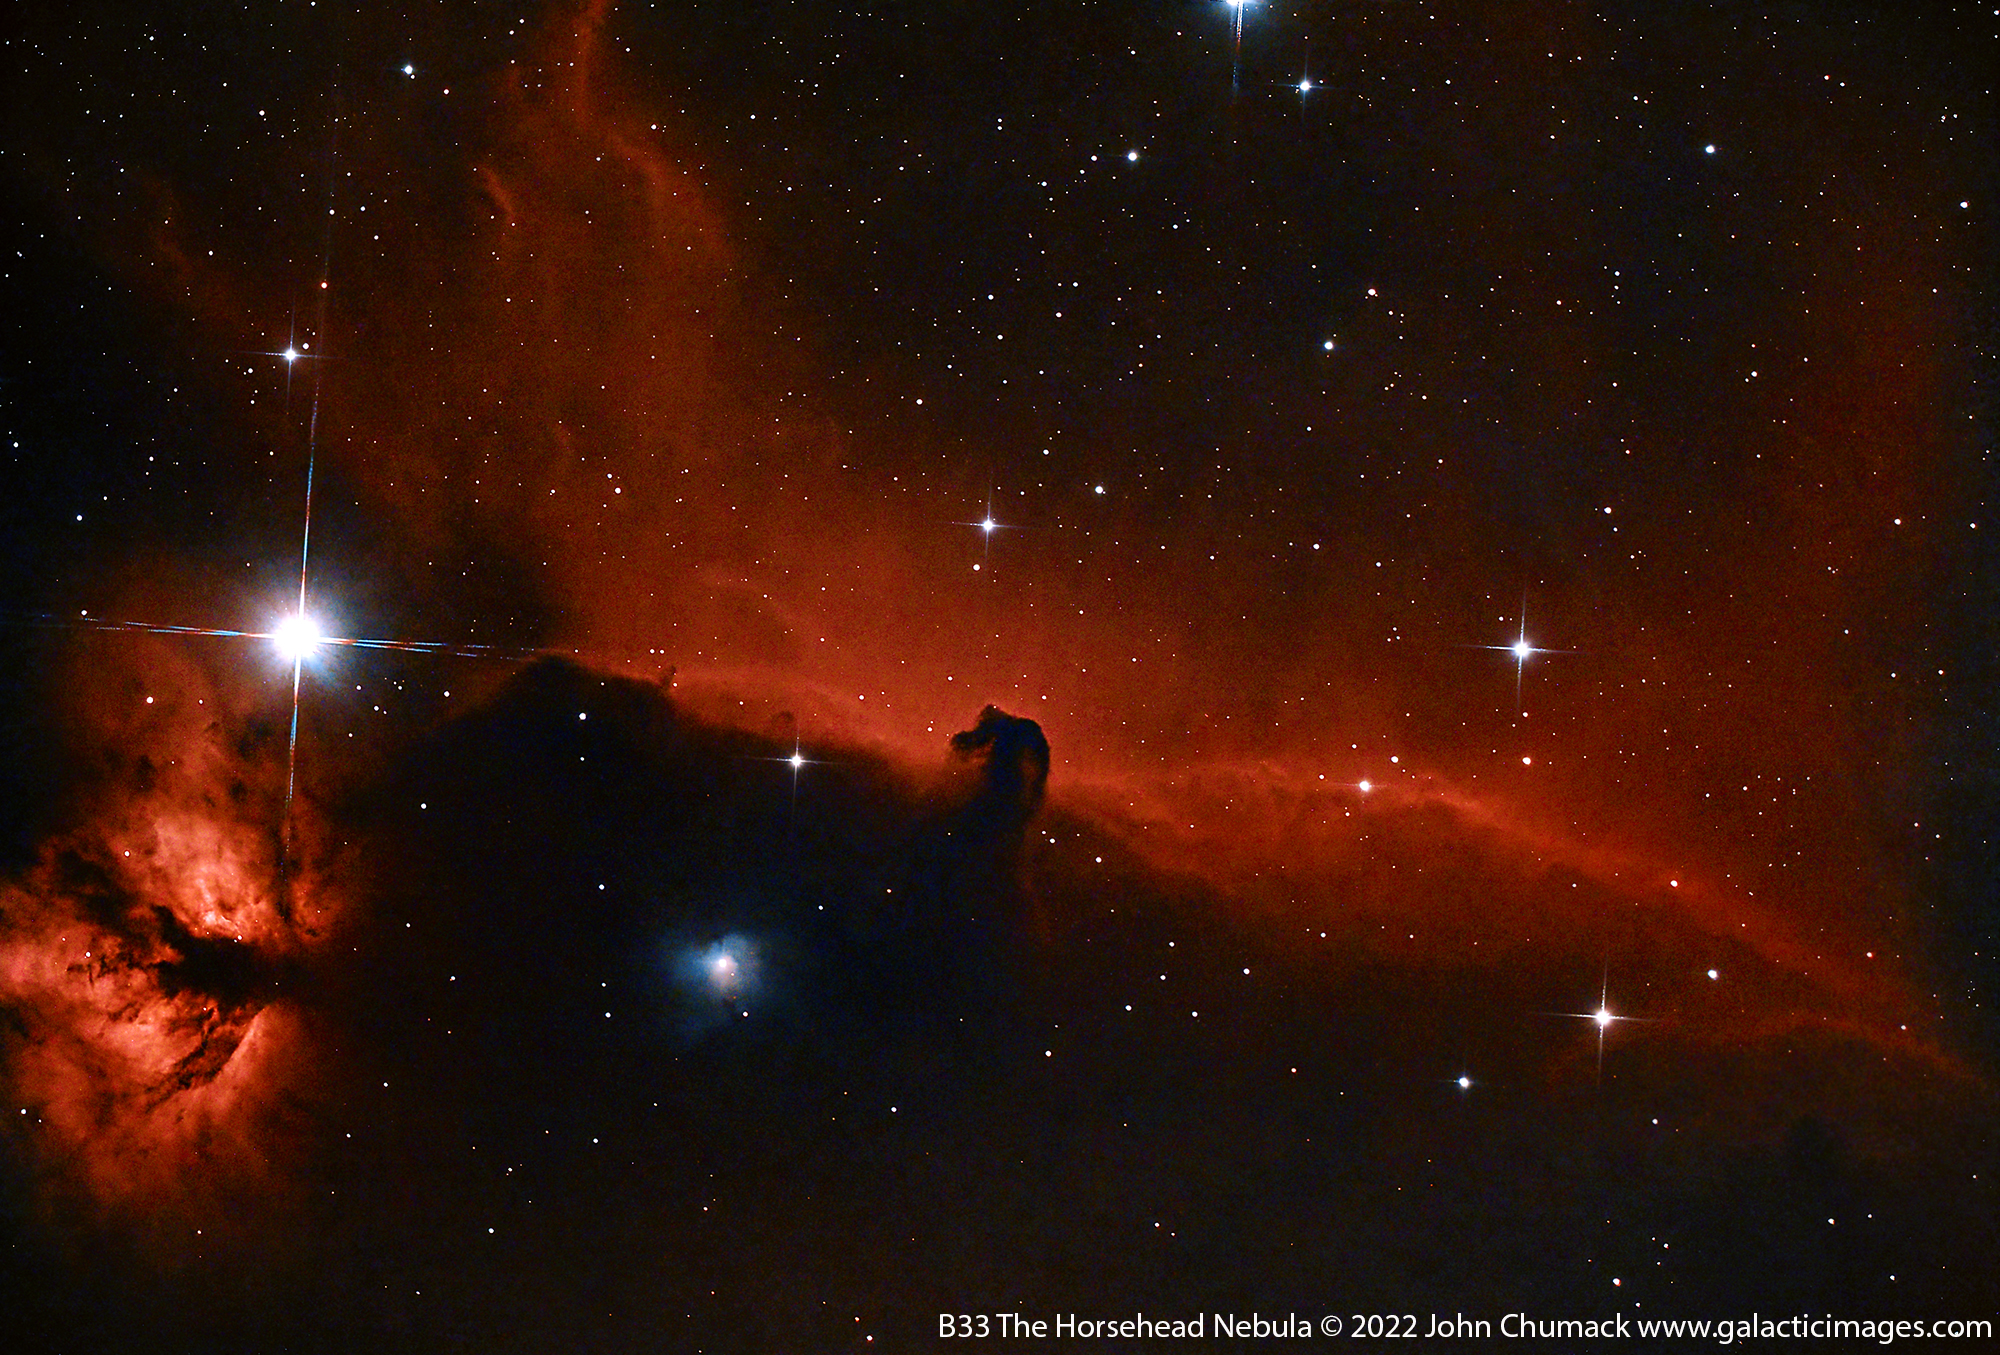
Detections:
4,0,1980,1213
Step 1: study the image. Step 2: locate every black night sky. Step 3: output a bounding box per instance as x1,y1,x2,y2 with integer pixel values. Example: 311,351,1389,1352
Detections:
1,2,1996,1350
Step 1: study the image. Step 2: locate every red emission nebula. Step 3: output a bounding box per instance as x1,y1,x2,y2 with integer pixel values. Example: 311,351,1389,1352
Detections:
0,0,1992,1345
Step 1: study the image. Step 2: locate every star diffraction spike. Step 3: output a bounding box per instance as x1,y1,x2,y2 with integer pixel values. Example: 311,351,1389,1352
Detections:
1227,0,1251,94
1550,964,1653,1086
955,488,1015,570
1466,590,1576,715
57,611,552,659
762,732,833,825
279,87,344,869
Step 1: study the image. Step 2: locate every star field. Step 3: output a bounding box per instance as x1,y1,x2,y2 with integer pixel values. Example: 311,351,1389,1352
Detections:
0,1,1995,1350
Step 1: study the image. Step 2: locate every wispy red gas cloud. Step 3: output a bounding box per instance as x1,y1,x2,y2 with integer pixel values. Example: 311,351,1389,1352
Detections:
0,634,341,1220
3,0,1974,1228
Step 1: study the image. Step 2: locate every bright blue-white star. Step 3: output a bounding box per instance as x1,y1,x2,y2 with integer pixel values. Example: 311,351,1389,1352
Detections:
1470,594,1575,713
271,612,324,662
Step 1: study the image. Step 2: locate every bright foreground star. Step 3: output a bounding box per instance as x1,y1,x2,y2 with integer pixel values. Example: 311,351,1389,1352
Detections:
689,935,755,1000
1466,596,1575,713
1545,974,1651,1085
271,613,324,662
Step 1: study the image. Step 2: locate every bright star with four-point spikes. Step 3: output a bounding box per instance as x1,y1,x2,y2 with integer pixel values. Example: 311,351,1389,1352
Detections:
1470,593,1576,713
271,613,324,662
1552,971,1654,1084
